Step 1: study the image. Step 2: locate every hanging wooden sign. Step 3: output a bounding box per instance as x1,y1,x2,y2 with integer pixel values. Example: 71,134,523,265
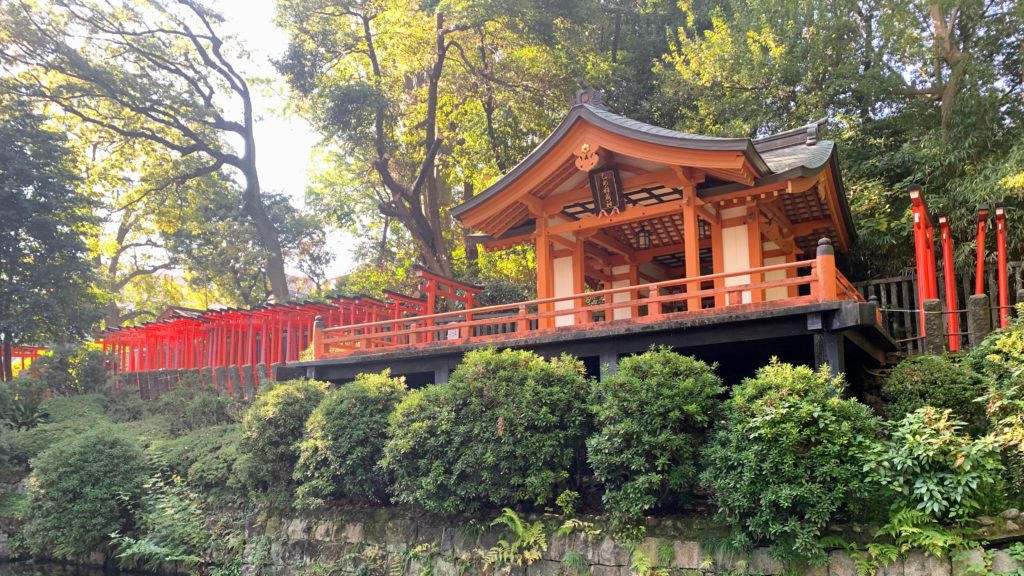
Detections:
589,166,625,216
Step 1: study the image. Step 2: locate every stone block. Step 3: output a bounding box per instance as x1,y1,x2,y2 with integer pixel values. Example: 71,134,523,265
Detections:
227,365,240,398
828,550,856,576
991,550,1023,573
904,549,950,576
590,565,621,576
595,537,630,566
285,518,308,542
923,299,945,354
952,548,984,576
342,522,365,544
433,556,458,576
671,540,704,570
312,521,334,542
528,559,563,576
750,548,782,575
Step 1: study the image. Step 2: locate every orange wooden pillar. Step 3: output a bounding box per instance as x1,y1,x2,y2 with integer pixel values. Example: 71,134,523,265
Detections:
710,220,726,307
682,186,701,310
996,203,1009,328
572,238,586,324
939,216,961,351
535,212,554,329
909,184,938,334
974,205,989,295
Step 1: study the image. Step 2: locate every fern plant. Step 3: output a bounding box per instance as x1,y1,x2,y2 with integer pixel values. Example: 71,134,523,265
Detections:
482,508,549,574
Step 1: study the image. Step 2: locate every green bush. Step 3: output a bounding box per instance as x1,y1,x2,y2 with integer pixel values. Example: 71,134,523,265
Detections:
8,408,111,467
382,348,590,515
2,375,49,429
294,370,406,508
22,424,150,558
587,347,723,523
150,385,241,436
863,407,1005,522
700,360,880,566
236,378,328,495
104,391,146,423
149,423,243,493
39,393,107,422
882,355,990,434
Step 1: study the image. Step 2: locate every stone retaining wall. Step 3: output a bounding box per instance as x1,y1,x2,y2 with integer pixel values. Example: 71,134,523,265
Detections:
240,508,1024,576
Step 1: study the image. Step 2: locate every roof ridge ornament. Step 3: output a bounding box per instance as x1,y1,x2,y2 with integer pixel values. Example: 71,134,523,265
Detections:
572,87,608,110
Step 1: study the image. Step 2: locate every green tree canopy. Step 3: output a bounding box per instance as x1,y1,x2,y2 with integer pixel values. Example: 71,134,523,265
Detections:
0,91,100,380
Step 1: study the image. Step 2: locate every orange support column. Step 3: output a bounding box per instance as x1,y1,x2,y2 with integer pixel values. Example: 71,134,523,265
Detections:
710,221,725,308
996,203,1009,328
939,216,961,351
572,239,586,324
535,213,553,329
682,186,701,311
974,205,989,295
816,238,838,301
909,184,938,333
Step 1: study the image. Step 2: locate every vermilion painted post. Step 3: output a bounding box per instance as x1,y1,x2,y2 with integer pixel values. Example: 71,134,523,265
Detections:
816,237,838,301
909,184,938,335
939,216,960,351
975,205,989,295
996,203,1009,328
312,316,324,360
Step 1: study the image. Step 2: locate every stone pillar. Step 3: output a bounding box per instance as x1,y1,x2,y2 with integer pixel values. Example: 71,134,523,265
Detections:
599,351,619,380
200,367,214,389
241,365,255,401
433,364,450,385
140,371,152,401
968,293,992,347
256,364,270,388
813,331,845,377
213,366,228,397
923,299,944,354
270,363,282,383
227,365,240,398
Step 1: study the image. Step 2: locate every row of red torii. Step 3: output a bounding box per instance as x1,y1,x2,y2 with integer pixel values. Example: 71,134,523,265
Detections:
99,267,482,393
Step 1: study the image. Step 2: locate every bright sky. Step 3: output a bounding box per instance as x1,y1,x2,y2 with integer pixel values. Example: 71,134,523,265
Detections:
214,0,355,279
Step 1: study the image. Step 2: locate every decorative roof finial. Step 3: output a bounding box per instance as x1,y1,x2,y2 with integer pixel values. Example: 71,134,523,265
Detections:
572,87,607,110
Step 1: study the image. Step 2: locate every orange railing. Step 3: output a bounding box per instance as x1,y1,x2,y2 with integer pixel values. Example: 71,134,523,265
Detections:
312,246,859,360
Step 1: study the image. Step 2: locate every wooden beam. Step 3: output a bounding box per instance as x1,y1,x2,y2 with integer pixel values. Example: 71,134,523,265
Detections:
542,167,682,213
548,198,689,235
791,219,834,236
703,176,817,206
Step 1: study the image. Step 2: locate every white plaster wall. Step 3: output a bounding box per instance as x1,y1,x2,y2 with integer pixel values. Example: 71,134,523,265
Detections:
552,255,575,327
610,264,632,321
763,255,787,301
722,224,751,304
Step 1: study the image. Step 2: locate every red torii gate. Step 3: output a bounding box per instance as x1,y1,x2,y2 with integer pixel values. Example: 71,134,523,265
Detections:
98,268,482,394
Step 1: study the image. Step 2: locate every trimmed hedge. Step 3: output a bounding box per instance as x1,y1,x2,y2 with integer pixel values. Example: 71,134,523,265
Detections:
22,424,149,558
235,379,328,496
587,346,723,523
382,348,590,514
701,360,880,566
882,355,990,435
295,370,406,508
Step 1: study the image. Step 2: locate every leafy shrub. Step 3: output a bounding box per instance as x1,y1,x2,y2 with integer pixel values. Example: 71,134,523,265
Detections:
383,348,590,515
68,347,110,393
149,424,243,493
2,375,50,428
236,378,328,495
22,424,150,558
882,355,989,434
294,370,406,508
477,280,531,306
965,318,1024,386
104,391,146,423
7,407,111,467
700,360,880,566
862,407,1004,522
150,386,241,436
39,393,107,422
587,347,723,523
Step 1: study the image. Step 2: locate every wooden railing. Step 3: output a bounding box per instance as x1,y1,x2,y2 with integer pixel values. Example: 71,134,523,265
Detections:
312,244,860,360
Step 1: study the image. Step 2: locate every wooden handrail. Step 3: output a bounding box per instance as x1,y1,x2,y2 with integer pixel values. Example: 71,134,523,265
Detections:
311,257,873,359
321,259,816,335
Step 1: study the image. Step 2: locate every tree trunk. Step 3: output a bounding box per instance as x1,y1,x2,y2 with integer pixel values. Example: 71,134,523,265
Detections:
463,180,479,278
2,337,12,382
